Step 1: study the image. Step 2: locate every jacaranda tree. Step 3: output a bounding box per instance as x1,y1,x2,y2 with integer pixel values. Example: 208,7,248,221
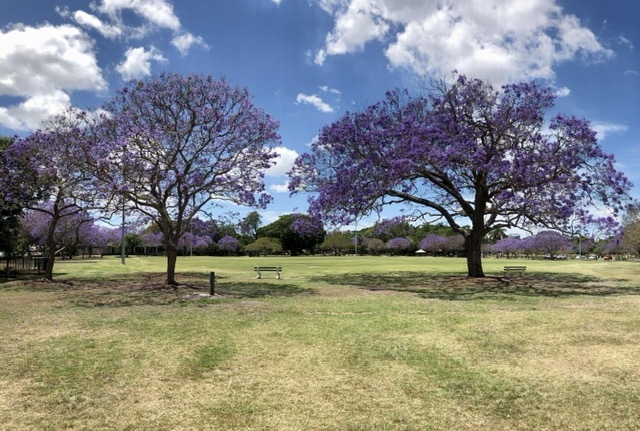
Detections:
289,74,632,277
532,231,572,258
6,114,104,280
89,73,280,284
0,136,23,256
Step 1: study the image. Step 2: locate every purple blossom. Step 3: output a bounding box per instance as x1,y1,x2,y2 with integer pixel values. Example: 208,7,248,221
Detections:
289,73,632,277
217,235,239,254
87,73,280,284
386,237,413,253
532,231,572,257
291,213,325,238
419,234,447,253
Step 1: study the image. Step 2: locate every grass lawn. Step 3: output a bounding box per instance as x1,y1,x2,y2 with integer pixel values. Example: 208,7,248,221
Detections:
1,255,640,430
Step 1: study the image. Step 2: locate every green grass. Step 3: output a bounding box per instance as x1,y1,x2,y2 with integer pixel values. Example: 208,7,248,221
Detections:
2,255,640,430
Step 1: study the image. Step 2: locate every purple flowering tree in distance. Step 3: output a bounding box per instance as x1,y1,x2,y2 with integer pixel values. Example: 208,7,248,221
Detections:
532,231,572,258
419,233,446,256
386,237,413,254
289,73,632,277
492,237,525,258
373,216,413,242
88,73,280,285
218,235,239,255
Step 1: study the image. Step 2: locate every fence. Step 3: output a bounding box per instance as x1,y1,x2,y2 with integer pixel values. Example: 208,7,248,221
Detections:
1,256,45,278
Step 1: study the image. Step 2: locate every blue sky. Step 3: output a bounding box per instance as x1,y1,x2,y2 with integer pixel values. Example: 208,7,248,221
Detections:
1,0,638,228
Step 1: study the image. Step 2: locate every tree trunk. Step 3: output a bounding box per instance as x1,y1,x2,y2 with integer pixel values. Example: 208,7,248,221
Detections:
165,241,178,285
465,230,485,278
44,252,55,281
44,219,58,281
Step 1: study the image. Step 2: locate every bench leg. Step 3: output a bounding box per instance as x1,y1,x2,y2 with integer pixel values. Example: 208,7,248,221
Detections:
256,271,261,279
276,272,281,279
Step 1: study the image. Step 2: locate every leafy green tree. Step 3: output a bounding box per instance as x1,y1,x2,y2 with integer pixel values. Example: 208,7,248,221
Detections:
621,220,640,256
244,237,283,255
363,237,385,255
257,214,325,255
240,211,262,239
320,231,354,255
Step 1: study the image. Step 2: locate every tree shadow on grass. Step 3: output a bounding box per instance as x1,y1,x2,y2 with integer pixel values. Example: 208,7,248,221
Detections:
310,271,640,301
1,272,316,308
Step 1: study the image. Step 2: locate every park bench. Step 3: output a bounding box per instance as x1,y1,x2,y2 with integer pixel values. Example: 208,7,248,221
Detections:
503,266,526,277
254,266,282,279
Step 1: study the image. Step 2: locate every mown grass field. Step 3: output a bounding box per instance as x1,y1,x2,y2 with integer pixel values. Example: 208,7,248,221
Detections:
1,255,640,430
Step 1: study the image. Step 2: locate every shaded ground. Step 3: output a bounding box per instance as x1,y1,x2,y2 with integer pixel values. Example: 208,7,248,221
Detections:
2,270,638,307
311,271,640,300
0,272,316,308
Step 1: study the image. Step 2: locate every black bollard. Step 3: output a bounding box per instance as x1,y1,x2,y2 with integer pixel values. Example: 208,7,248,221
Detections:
209,271,215,296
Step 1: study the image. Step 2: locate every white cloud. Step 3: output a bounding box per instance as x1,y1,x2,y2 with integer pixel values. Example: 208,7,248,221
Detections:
267,146,299,176
92,0,181,32
555,86,571,97
116,46,166,80
172,32,209,55
317,0,390,63
592,121,629,141
0,23,106,130
315,0,614,85
269,181,291,193
319,85,342,95
68,0,206,54
314,49,327,65
71,10,123,38
296,93,334,113
619,35,634,50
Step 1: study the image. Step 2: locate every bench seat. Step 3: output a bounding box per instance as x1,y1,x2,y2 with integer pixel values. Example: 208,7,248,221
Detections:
254,266,282,279
503,266,526,276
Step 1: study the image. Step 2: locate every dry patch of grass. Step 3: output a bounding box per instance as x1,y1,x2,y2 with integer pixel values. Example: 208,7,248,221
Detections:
2,260,640,430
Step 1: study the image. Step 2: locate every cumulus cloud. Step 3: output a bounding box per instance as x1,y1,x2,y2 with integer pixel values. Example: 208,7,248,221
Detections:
172,32,209,55
67,0,206,54
296,93,334,113
555,87,571,97
315,0,614,85
92,0,181,33
0,1,207,132
269,181,291,193
71,10,123,38
0,23,106,130
267,146,300,176
116,46,167,80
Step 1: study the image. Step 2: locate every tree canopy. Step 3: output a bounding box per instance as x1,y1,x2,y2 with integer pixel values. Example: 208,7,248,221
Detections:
86,73,280,284
289,74,632,277
256,214,325,255
5,118,105,279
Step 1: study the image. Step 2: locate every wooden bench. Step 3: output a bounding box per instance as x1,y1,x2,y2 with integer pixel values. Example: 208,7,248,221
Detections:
254,266,282,279
504,266,526,277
